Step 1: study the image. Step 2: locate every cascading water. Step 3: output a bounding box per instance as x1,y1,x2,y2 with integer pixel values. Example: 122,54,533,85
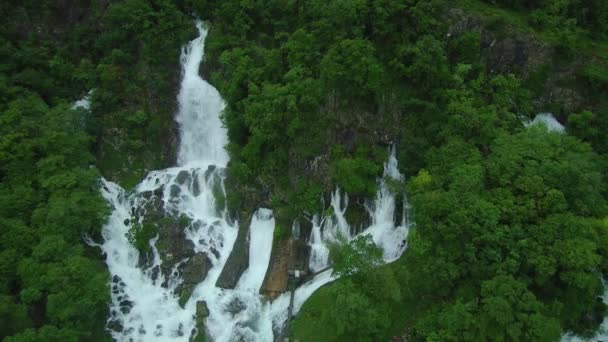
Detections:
99,20,411,342
100,20,242,341
525,112,565,133
308,147,410,271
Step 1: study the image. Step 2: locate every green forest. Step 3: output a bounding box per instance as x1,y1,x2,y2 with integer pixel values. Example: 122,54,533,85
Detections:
1,0,608,341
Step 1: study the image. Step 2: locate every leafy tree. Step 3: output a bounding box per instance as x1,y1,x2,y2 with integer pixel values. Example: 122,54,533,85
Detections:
320,39,385,100
330,235,384,278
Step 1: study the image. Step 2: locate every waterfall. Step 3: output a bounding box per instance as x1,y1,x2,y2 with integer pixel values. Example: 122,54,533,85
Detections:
525,113,565,133
308,146,410,271
175,22,228,167
99,21,411,342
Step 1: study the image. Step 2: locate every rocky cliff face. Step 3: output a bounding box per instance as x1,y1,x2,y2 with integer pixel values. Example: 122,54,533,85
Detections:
447,8,589,118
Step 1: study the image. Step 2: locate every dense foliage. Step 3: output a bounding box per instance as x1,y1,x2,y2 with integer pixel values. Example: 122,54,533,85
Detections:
482,0,608,39
0,0,195,340
403,125,607,340
191,0,608,340
2,0,607,340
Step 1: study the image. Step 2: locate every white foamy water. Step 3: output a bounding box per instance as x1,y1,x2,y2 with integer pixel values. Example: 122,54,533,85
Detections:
308,146,410,271
99,20,412,342
236,209,275,292
72,90,92,111
176,22,228,167
526,113,565,133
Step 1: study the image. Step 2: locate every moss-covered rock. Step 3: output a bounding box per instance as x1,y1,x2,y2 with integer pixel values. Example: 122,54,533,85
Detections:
177,253,212,307
189,300,209,342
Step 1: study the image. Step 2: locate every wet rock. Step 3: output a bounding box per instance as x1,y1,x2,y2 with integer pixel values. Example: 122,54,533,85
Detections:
192,174,201,197
295,217,313,241
289,239,311,274
138,249,155,269
154,324,163,337
260,240,290,299
395,192,405,227
138,192,164,222
170,184,181,197
176,253,212,306
108,320,123,333
225,297,246,316
204,165,217,180
215,217,251,289
209,247,220,259
196,301,209,320
150,265,160,282
176,170,191,185
124,218,130,226
119,299,133,314
156,216,196,282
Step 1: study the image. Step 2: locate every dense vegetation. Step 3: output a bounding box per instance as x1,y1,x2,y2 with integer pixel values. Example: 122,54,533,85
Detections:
193,0,608,340
0,1,194,340
1,0,607,340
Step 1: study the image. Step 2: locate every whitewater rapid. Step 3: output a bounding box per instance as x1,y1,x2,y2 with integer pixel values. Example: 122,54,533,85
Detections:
99,21,410,341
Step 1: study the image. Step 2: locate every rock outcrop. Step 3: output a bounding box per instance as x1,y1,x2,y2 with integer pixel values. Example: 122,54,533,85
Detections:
176,253,213,306
190,301,210,342
215,215,251,289
130,183,213,306
447,7,588,116
260,238,311,299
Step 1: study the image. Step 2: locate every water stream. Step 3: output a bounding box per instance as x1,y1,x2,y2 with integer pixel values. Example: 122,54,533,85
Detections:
99,21,410,341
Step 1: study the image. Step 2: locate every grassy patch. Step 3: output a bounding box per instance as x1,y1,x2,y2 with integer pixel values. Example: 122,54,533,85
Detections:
291,281,341,341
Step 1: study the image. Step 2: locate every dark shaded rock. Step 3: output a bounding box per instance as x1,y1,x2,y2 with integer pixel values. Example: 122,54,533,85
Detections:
196,301,209,320
204,165,217,179
176,170,191,185
157,216,196,285
225,297,247,316
190,301,210,342
170,184,181,197
192,174,201,197
289,239,311,273
108,319,123,332
176,253,212,306
150,265,160,282
295,217,313,241
138,249,155,269
119,299,133,314
447,8,550,77
446,7,587,115
123,218,130,226
345,197,371,235
154,324,163,337
215,216,251,289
